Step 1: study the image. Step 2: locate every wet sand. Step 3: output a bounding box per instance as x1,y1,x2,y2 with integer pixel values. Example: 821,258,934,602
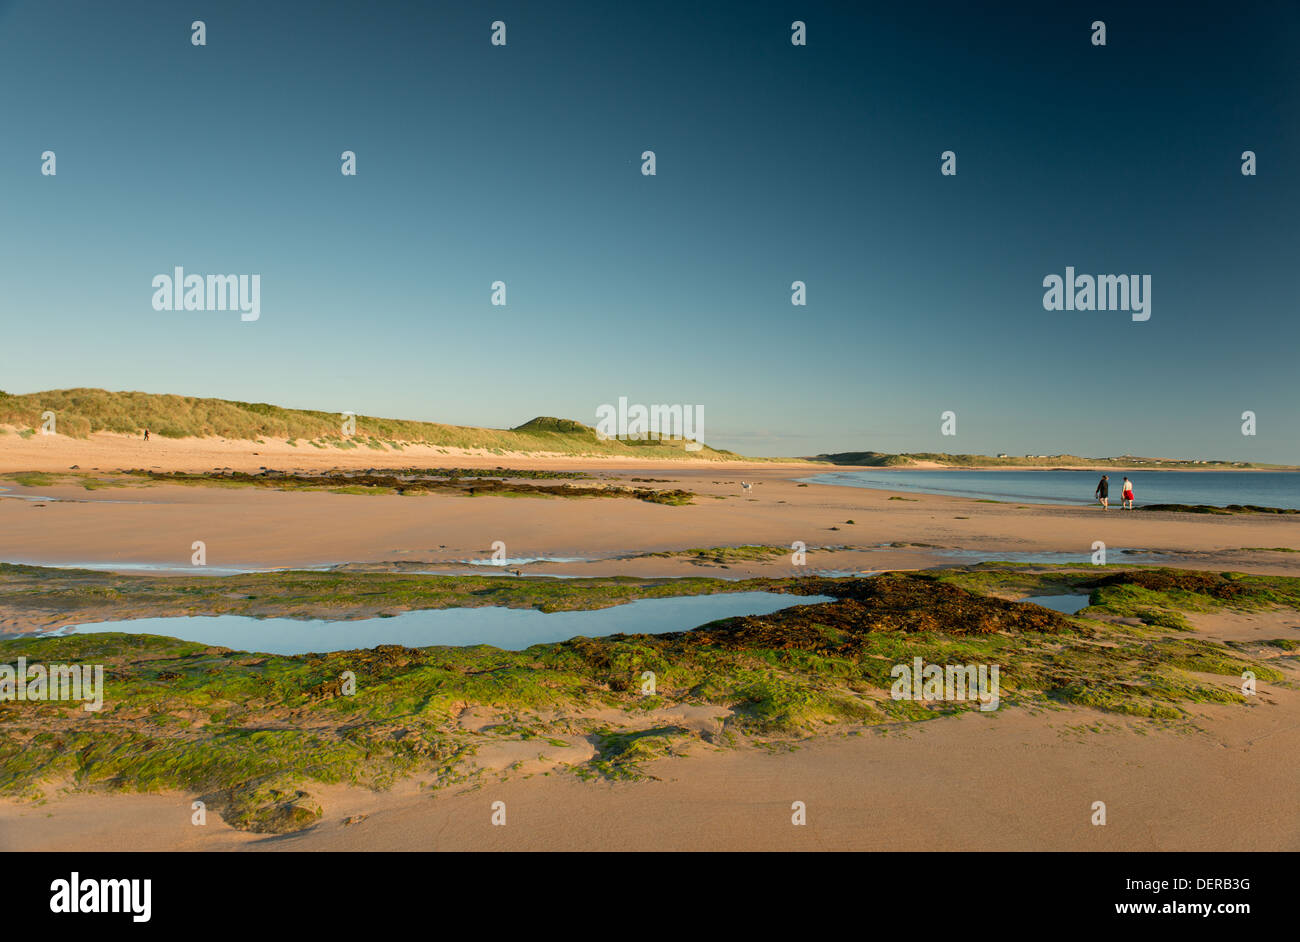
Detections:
4,692,1296,852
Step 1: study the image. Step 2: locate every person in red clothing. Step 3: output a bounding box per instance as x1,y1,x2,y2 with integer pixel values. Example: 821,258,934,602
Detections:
1122,476,1135,510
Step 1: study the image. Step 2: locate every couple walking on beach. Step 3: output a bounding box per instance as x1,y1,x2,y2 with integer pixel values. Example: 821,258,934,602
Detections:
1095,475,1134,510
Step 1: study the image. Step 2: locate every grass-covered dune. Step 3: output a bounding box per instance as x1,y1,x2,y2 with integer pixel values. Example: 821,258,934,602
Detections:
0,388,735,459
1,566,1295,833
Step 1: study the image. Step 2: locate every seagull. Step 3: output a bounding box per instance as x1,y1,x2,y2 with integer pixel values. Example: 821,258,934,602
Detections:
741,481,754,493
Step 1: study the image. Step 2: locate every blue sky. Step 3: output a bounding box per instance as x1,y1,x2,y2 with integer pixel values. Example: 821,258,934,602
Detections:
1,0,1297,460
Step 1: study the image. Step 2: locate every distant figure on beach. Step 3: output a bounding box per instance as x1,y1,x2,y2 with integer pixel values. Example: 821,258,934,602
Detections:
1122,476,1135,510
143,429,150,442
741,481,753,494
1095,474,1109,509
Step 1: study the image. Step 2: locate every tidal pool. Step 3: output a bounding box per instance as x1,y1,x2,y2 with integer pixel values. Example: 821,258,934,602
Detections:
55,591,835,654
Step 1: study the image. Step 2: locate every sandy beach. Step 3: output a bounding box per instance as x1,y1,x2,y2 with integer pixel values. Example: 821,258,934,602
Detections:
1,435,1297,579
2,432,1297,851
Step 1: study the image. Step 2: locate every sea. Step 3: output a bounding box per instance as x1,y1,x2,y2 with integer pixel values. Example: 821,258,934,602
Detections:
801,469,1300,510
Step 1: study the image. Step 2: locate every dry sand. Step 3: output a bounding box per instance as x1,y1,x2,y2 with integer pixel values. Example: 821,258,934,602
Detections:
2,430,1285,476
0,429,803,475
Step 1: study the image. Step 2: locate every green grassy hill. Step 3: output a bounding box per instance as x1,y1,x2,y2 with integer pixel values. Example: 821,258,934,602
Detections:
0,388,736,459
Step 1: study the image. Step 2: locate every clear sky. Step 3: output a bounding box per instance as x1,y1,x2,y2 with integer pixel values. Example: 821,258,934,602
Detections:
1,1,1296,460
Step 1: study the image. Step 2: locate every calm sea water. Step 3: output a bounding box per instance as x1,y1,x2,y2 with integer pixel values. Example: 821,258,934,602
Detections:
803,469,1300,510
49,591,833,655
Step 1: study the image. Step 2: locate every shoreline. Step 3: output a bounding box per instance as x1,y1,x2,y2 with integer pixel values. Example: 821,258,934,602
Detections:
2,465,1296,577
808,464,1299,473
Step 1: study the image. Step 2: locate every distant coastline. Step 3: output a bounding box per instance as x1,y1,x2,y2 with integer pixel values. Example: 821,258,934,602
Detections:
808,452,1298,472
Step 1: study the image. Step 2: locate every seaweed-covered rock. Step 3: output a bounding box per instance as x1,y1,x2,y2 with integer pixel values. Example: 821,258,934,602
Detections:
213,786,322,834
1085,569,1251,601
674,573,1075,652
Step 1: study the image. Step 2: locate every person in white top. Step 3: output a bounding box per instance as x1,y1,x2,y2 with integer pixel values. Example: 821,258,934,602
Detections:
1121,477,1135,510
